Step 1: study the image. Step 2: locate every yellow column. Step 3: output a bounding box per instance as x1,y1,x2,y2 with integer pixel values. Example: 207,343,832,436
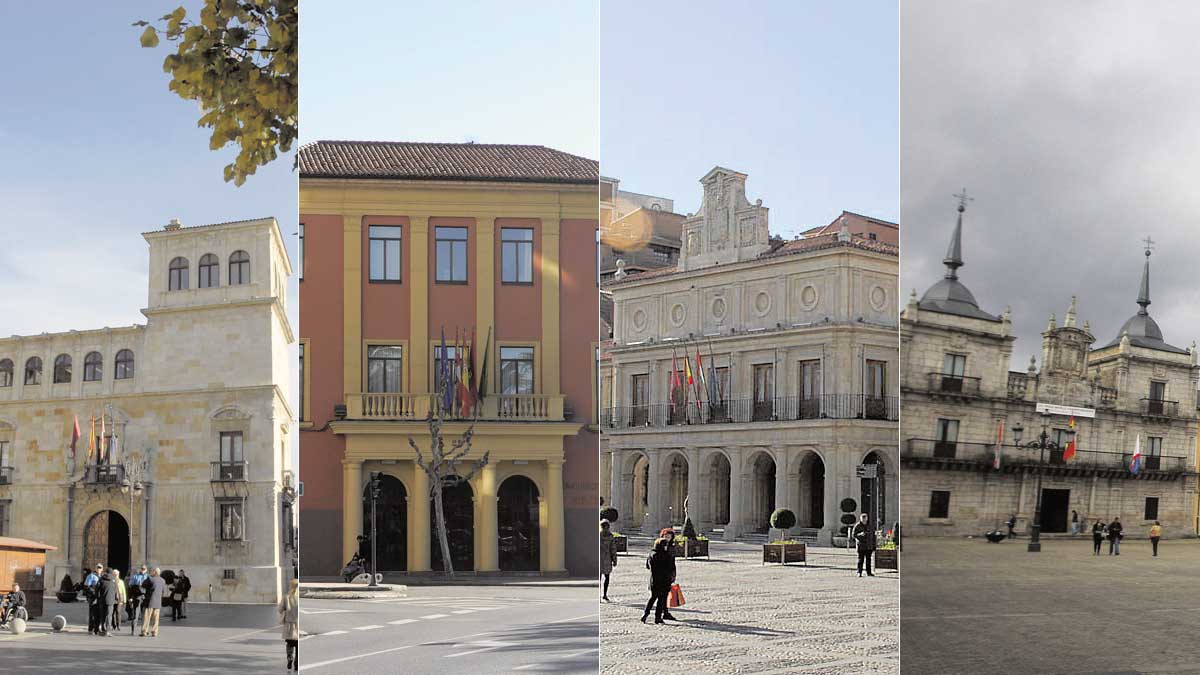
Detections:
476,216,495,353
342,460,363,566
408,462,431,572
540,217,561,398
410,216,430,393
545,459,566,572
343,215,364,395
477,462,499,572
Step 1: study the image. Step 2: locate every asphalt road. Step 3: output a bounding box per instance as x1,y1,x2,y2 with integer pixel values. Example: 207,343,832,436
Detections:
902,537,1200,675
0,599,284,673
300,585,599,673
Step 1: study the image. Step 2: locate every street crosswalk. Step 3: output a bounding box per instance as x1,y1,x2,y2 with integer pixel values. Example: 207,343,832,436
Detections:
305,595,571,641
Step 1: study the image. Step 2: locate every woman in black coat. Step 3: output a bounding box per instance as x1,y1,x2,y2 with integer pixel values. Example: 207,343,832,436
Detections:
1091,520,1105,556
641,537,677,624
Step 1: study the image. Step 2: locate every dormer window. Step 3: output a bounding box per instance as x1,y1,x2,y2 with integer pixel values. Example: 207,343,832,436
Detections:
169,257,190,291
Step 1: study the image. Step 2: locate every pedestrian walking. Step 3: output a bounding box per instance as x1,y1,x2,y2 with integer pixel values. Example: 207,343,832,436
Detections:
97,569,118,636
599,519,618,602
141,567,166,637
279,578,299,673
853,513,877,577
641,537,676,624
1006,513,1016,539
1092,520,1105,555
1107,517,1123,555
1149,521,1162,557
111,569,126,632
176,569,191,619
1071,510,1079,535
84,563,103,634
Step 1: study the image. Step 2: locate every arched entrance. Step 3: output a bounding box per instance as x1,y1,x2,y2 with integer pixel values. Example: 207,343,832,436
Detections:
498,475,540,571
861,451,887,527
799,453,826,528
83,510,130,575
363,475,407,571
430,477,474,572
666,453,688,526
706,453,731,527
749,452,777,533
630,454,650,528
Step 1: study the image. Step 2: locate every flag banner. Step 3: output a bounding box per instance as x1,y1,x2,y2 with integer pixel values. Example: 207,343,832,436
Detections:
993,421,1003,469
88,413,96,464
70,414,81,460
695,347,709,406
670,348,682,415
1130,433,1142,475
1063,416,1077,461
477,327,492,403
100,409,107,464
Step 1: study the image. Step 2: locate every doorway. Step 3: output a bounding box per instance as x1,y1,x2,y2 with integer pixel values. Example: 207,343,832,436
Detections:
83,510,130,575
1040,489,1071,533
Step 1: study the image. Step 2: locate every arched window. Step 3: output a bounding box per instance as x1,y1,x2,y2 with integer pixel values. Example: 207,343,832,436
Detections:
114,349,135,380
198,253,220,288
0,359,12,387
83,352,103,381
53,354,72,383
169,256,189,291
229,250,250,285
24,357,41,385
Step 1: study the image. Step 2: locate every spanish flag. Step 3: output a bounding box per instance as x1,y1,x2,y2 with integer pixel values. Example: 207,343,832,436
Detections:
87,413,96,463
1063,416,1077,461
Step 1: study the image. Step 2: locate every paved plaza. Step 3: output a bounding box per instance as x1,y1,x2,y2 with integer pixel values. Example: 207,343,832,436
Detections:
902,537,1200,675
0,599,284,673
600,537,899,674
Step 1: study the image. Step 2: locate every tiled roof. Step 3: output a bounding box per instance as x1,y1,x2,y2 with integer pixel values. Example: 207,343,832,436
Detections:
799,211,898,237
298,141,598,184
141,217,275,236
604,233,897,286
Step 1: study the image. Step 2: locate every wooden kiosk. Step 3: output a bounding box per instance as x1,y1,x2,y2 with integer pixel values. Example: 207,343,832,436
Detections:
0,537,57,619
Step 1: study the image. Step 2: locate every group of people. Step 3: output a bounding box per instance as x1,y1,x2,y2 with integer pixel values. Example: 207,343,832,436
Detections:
80,564,188,637
1090,517,1162,556
598,512,886,625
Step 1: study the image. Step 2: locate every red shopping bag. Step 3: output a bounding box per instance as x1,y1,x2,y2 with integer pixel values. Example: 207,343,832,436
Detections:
667,583,685,608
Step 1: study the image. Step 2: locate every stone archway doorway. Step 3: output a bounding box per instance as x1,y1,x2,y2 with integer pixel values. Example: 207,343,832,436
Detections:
363,474,407,571
84,510,130,576
749,452,777,533
498,475,540,572
430,477,474,573
665,453,688,526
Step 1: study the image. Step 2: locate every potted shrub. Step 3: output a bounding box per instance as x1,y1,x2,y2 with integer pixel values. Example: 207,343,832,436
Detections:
56,574,78,603
763,509,806,564
600,507,627,553
875,539,899,570
671,517,709,558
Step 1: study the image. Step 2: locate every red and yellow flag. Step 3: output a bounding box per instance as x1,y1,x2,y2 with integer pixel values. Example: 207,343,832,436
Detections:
87,413,96,463
1063,416,1077,461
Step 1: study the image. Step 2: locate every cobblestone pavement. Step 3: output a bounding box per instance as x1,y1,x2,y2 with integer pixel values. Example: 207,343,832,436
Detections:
902,537,1200,675
600,537,898,674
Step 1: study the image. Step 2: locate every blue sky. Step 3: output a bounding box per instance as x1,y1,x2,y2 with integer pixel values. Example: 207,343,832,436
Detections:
300,0,599,158
0,1,297,337
602,1,898,238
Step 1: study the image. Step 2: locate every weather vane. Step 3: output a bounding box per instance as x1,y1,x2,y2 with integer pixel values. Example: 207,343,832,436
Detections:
953,188,973,213
1142,236,1155,256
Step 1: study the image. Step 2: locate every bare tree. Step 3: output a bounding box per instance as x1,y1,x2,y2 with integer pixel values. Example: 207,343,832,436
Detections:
409,381,489,576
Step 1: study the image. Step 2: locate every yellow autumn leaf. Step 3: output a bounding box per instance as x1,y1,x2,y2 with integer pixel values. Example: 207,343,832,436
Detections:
139,26,159,48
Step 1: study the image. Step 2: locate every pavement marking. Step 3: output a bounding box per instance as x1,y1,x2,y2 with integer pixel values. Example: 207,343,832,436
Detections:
219,627,275,643
445,640,517,658
301,608,354,615
353,624,384,631
321,630,348,636
419,613,450,619
301,644,415,671
387,618,419,625
451,609,475,614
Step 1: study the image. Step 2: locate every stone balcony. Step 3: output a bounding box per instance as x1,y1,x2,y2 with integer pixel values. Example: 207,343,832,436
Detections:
902,437,1188,478
345,392,566,422
602,393,897,430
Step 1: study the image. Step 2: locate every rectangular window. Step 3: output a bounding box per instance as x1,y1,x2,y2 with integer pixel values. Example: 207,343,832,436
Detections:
501,228,534,283
500,346,535,394
432,345,462,393
220,431,244,464
218,501,246,541
943,353,966,376
366,345,403,393
298,343,305,421
935,419,959,458
1145,496,1159,521
799,360,821,399
631,373,649,426
0,441,8,471
298,223,304,280
435,226,469,283
0,500,8,536
866,359,886,398
1145,436,1163,470
753,363,774,421
1149,381,1167,400
929,491,951,518
368,225,402,282
713,366,730,403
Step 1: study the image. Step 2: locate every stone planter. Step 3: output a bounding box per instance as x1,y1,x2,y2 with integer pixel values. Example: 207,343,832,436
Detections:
55,591,78,603
875,549,899,570
671,538,710,558
613,535,628,554
832,536,849,548
763,542,807,565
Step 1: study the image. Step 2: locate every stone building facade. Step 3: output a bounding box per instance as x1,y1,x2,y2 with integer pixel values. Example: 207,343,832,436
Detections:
0,217,296,602
901,202,1199,538
601,167,899,544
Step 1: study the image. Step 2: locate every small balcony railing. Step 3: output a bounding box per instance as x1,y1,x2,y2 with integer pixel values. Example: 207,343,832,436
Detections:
346,392,566,422
212,461,248,481
83,463,125,485
603,394,898,429
0,466,12,485
927,372,982,396
904,438,1187,473
1007,372,1029,399
1139,398,1179,418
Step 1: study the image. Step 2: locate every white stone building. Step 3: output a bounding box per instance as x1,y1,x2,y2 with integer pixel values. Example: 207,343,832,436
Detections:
901,202,1199,538
0,217,296,602
601,168,899,544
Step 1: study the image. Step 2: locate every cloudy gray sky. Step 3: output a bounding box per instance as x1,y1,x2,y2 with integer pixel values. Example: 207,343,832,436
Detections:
902,1,1200,367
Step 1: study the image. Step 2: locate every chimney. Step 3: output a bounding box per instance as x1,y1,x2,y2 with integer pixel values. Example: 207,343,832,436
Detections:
165,218,183,231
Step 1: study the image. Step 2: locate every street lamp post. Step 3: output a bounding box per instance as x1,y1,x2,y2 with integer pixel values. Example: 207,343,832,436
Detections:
1011,412,1075,553
368,472,381,588
121,478,144,572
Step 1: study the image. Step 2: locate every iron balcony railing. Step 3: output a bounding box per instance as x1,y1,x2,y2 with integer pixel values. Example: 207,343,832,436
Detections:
927,372,982,396
83,463,126,485
0,466,11,485
904,438,1186,472
347,392,565,421
212,461,249,481
1139,398,1179,418
603,394,897,429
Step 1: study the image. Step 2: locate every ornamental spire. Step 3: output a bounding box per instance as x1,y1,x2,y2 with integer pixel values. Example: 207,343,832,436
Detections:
1137,237,1154,315
943,188,972,280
